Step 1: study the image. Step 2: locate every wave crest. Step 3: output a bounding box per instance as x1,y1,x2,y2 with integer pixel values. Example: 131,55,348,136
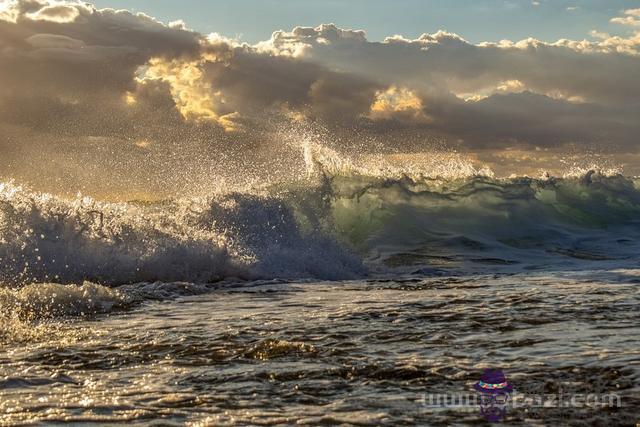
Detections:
2,166,640,286
0,181,364,286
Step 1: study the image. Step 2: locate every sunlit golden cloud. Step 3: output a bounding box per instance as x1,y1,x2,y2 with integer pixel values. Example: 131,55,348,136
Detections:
369,86,430,122
26,3,82,23
140,57,223,124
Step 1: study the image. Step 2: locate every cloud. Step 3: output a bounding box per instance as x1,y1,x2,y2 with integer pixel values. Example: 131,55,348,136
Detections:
369,86,428,122
611,8,640,27
27,3,80,22
427,91,639,149
257,24,640,148
1,0,640,193
266,25,640,103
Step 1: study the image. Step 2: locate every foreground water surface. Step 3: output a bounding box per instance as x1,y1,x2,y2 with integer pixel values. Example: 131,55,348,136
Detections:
1,270,638,426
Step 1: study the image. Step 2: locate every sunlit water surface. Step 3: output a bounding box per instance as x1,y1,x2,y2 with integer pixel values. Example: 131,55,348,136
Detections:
1,271,638,426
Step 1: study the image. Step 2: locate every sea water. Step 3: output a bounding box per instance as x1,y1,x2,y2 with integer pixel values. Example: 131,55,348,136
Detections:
1,169,639,425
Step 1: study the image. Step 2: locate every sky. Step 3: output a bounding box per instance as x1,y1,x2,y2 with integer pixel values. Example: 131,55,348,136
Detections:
90,0,638,43
1,0,640,196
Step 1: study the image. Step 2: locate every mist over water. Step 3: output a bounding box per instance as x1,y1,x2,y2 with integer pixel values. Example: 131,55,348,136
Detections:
2,136,640,288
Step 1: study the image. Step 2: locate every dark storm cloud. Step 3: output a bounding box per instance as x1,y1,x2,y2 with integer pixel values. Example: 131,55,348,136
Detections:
1,0,639,183
260,23,640,149
199,45,381,122
0,0,202,135
426,91,640,148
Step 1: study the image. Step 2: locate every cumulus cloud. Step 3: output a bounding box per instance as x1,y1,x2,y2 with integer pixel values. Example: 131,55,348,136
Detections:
27,3,79,22
1,0,640,194
256,23,640,150
611,8,640,27
267,25,640,104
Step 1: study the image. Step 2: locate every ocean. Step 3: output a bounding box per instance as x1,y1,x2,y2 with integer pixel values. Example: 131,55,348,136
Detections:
1,168,639,425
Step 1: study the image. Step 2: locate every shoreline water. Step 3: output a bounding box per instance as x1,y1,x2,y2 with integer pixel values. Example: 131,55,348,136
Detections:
1,273,638,425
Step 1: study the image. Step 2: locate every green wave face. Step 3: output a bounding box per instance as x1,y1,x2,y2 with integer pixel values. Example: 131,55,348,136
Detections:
288,172,640,272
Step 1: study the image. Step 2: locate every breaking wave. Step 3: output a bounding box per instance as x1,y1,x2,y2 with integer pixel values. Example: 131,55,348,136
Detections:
2,145,640,299
0,180,364,286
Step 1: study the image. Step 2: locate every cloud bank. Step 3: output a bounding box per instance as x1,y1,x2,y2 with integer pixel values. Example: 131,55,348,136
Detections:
1,0,639,194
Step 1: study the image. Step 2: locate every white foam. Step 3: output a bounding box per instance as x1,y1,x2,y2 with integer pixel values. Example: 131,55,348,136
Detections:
0,181,364,286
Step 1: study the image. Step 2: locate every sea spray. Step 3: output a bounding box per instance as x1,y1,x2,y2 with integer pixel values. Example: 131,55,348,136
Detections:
2,150,640,287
